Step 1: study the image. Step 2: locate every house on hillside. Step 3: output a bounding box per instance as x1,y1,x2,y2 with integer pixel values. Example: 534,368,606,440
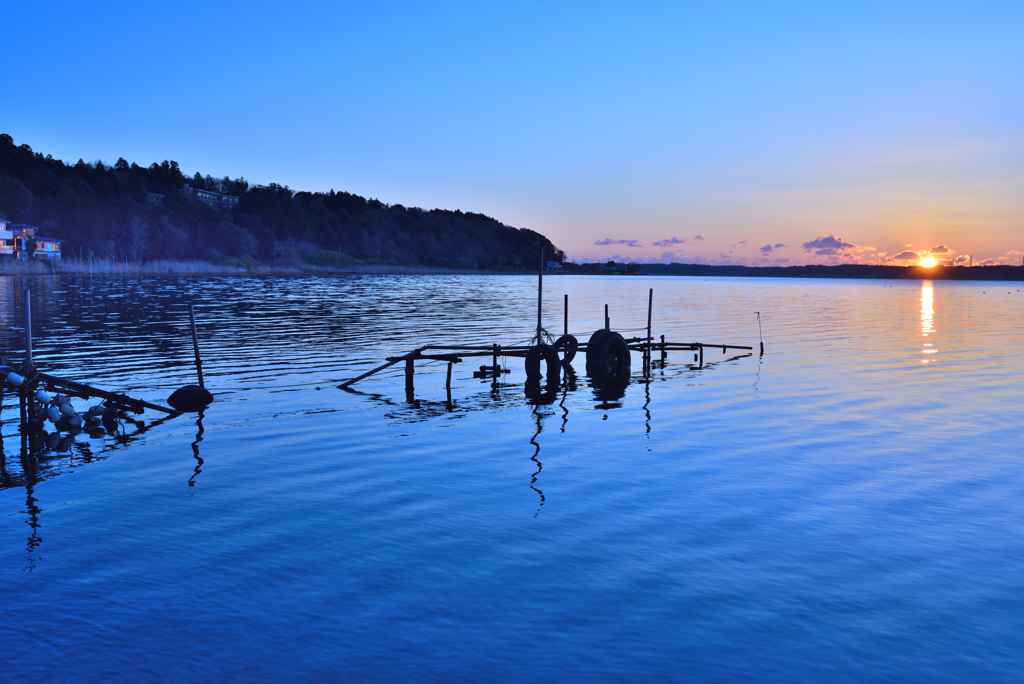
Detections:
145,191,165,206
0,218,12,259
179,183,239,208
6,224,63,260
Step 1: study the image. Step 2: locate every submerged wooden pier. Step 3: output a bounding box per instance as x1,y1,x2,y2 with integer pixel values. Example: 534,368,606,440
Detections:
339,256,757,396
1,290,215,442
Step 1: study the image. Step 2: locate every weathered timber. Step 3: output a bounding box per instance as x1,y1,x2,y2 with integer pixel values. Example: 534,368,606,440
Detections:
338,346,428,389
34,372,178,415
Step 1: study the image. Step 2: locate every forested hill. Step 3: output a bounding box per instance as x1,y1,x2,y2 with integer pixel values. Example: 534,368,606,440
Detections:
0,134,563,269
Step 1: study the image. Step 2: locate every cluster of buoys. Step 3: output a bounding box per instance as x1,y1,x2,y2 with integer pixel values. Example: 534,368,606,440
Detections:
29,390,121,433
1,366,121,434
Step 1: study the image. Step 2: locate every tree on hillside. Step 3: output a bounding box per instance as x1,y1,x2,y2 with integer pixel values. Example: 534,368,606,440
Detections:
0,132,565,268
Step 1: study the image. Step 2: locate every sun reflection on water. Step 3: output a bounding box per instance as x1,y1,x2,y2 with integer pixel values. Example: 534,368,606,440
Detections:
921,281,935,362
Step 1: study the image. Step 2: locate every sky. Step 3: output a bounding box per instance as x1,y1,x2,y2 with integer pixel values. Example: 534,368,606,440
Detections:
4,1,1023,266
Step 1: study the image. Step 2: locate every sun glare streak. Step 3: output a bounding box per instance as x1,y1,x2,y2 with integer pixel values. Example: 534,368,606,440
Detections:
921,281,935,363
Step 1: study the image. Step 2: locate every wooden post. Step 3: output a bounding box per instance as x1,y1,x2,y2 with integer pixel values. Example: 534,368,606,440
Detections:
188,304,205,389
492,344,500,385
405,358,415,401
24,289,32,366
756,311,764,356
660,334,666,362
446,361,453,390
699,344,704,369
564,294,568,336
605,304,610,330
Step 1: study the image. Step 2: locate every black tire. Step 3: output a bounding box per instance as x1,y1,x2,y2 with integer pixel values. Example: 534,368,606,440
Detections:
587,330,630,380
525,344,561,383
552,334,578,364
585,329,610,374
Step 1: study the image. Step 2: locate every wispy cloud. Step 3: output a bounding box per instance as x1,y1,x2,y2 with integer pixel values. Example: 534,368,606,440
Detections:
929,245,951,254
738,240,748,245
892,250,920,260
760,244,774,254
693,235,705,242
594,238,641,247
774,243,786,249
802,234,856,256
653,236,687,246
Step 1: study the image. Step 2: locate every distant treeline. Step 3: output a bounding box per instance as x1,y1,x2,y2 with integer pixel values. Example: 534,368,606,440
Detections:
641,263,1024,281
0,134,563,269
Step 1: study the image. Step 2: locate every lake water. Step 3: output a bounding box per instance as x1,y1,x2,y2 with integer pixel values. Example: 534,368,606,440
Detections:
2,273,1023,682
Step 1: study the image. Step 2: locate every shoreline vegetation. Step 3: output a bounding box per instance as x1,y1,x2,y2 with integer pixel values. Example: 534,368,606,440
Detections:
0,133,563,272
0,256,508,276
3,257,1023,281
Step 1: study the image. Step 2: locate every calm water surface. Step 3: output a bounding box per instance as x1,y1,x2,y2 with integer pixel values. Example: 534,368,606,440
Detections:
2,274,1023,682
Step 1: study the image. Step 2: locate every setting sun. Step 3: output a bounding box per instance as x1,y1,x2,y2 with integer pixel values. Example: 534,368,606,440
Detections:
920,256,938,268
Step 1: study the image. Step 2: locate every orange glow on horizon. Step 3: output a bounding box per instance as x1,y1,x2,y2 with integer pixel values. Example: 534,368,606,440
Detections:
919,256,938,268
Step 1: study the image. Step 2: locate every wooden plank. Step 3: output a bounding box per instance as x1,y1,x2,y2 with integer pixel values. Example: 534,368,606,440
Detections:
338,346,427,389
34,371,178,415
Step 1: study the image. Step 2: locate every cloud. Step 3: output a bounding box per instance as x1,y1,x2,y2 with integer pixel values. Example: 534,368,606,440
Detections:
653,236,687,246
1008,250,1024,255
760,244,774,254
802,234,856,256
738,240,748,245
774,243,786,249
953,255,971,264
660,251,678,262
892,251,920,260
693,235,705,242
594,238,641,247
774,258,791,264
929,245,951,254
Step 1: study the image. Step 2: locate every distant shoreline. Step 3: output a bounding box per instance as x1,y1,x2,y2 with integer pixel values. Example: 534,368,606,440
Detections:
637,262,1024,282
4,259,1024,282
0,258,517,277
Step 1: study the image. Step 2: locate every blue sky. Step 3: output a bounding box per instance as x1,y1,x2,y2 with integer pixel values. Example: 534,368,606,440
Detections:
5,1,1023,264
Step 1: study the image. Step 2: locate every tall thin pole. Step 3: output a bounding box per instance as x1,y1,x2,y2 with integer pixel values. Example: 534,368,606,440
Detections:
537,249,543,343
604,304,610,330
24,290,33,366
646,288,653,373
563,294,568,336
756,311,764,356
188,304,205,389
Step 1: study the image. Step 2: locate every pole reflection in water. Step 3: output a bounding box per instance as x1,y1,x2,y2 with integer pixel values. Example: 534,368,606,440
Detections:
643,378,652,436
188,410,206,488
22,481,42,572
529,402,546,516
753,354,762,399
921,281,936,364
